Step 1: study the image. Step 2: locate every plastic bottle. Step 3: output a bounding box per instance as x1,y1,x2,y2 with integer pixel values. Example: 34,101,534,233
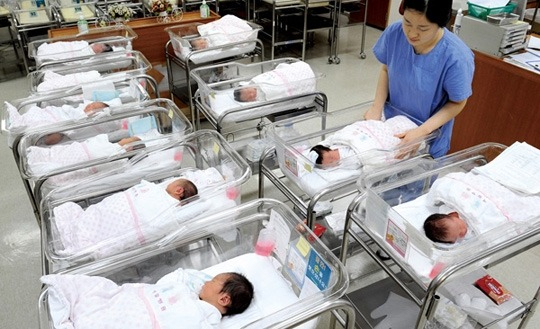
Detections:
77,14,89,35
126,40,132,52
199,0,209,18
254,228,276,256
453,8,463,36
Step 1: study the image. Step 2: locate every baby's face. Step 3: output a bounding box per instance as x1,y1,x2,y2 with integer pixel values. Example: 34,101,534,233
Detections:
238,87,258,102
191,38,208,50
83,102,108,115
442,212,468,243
321,149,340,166
199,273,229,303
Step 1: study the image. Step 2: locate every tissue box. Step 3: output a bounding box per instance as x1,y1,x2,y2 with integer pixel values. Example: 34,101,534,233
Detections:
475,275,512,305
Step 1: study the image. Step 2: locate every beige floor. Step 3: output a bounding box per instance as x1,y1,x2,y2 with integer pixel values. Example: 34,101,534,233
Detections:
1,24,539,329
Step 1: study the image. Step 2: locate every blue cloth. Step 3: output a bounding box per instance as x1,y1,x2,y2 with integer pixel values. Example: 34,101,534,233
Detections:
373,21,475,158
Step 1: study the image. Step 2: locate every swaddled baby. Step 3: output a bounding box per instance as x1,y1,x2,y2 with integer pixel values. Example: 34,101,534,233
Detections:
4,99,121,133
423,171,540,244
308,115,420,170
36,70,102,93
25,129,162,176
233,61,316,103
42,269,254,329
36,41,114,61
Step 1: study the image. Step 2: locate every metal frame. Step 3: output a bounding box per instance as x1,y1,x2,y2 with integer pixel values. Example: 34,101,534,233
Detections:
339,143,540,328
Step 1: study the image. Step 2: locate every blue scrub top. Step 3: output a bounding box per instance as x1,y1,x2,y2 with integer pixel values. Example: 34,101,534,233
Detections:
373,21,475,157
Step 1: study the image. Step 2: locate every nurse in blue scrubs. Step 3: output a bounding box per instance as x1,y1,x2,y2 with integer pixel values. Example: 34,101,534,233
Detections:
365,0,475,158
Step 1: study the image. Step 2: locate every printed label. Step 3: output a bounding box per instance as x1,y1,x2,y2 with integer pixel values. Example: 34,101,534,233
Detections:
385,219,408,258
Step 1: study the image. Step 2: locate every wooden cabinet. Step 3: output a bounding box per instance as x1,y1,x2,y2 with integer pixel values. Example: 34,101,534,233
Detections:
367,0,390,29
450,50,540,152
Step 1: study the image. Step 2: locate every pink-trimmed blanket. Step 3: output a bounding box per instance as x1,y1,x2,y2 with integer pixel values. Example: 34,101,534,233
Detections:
427,171,540,234
42,269,221,329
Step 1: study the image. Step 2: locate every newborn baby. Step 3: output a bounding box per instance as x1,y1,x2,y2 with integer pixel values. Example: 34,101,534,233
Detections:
41,269,254,329
53,178,198,257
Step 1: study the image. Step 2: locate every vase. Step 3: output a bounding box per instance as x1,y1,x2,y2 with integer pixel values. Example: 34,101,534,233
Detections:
156,11,169,23
114,17,124,24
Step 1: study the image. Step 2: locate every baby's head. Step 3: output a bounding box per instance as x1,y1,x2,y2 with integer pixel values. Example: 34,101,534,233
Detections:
233,87,259,103
165,178,198,201
199,272,254,316
83,102,109,116
423,212,468,244
309,145,340,166
189,37,209,50
90,43,113,54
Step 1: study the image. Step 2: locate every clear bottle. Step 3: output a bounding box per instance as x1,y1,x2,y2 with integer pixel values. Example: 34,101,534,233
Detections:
199,0,209,18
453,8,463,36
77,14,89,35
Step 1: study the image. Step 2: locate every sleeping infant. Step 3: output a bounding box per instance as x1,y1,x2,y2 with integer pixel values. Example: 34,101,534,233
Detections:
307,115,420,169
36,41,114,61
423,171,540,244
5,100,120,135
233,61,316,103
25,129,161,176
53,178,198,257
41,269,254,329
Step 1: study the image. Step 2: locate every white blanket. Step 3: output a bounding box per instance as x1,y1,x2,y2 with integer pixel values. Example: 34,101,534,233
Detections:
5,101,87,130
36,41,96,61
51,169,235,260
251,61,316,101
171,15,257,64
288,116,418,196
26,134,124,176
427,171,540,234
36,70,102,92
42,269,221,329
5,99,122,131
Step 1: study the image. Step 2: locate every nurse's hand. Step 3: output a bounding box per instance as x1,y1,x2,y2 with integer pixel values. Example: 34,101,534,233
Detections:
363,105,383,120
394,127,429,159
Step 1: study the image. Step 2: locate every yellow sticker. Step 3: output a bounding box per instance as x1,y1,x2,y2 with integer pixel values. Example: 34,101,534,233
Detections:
304,163,312,173
296,236,311,257
168,109,173,118
213,142,220,154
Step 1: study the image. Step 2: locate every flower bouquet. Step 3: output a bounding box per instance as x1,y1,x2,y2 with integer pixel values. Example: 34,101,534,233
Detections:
150,0,173,15
107,3,134,21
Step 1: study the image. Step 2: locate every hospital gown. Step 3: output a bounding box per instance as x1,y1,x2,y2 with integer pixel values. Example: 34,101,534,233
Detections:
373,21,474,157
41,269,221,329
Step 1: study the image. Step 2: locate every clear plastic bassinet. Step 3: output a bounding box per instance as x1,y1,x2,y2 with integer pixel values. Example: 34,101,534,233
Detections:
27,24,138,68
39,129,251,273
3,74,154,148
27,50,152,94
345,142,540,288
38,198,355,329
190,57,324,127
164,18,262,64
266,101,439,198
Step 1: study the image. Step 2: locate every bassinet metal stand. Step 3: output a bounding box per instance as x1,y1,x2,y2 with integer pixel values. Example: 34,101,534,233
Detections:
328,0,368,64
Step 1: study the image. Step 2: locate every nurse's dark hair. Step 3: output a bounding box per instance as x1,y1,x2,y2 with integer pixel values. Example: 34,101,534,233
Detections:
402,0,452,27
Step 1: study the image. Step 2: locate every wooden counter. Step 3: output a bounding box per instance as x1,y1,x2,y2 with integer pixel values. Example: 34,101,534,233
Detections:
449,50,540,152
48,11,220,64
